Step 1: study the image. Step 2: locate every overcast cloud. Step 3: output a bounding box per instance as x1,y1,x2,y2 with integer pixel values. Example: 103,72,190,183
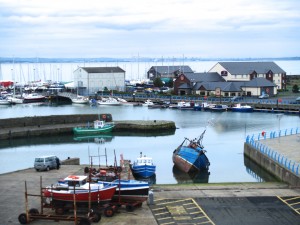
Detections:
0,0,299,58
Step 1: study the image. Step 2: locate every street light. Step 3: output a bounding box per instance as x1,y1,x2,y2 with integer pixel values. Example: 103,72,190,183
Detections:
276,114,283,133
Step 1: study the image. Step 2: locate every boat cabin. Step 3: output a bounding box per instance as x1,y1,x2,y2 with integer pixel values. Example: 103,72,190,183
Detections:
64,175,87,187
94,120,105,129
136,156,154,166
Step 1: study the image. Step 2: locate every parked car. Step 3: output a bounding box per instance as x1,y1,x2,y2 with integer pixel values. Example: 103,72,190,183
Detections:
258,94,269,99
34,155,60,171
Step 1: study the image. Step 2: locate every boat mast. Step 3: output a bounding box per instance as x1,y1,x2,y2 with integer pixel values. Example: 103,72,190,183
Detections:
196,129,206,148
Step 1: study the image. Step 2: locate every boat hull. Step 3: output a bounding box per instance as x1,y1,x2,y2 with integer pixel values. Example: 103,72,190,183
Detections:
172,146,210,173
23,97,46,103
231,107,253,112
130,165,156,178
43,185,116,203
99,180,149,202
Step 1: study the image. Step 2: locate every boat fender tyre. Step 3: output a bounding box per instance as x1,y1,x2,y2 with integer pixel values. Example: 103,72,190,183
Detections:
78,218,91,225
126,204,134,212
104,206,115,217
90,211,101,222
18,213,28,224
29,208,39,215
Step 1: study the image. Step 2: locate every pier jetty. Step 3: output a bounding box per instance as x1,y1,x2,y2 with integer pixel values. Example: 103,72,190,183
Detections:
0,114,176,140
244,128,300,187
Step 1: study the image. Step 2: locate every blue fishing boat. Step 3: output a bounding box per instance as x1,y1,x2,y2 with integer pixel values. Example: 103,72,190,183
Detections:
98,179,150,202
172,130,210,173
130,153,156,178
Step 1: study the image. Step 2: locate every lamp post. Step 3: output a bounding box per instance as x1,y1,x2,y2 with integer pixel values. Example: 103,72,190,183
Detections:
276,114,283,132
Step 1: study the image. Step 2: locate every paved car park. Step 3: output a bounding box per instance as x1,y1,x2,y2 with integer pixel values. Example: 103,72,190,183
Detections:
1,165,299,225
151,196,300,225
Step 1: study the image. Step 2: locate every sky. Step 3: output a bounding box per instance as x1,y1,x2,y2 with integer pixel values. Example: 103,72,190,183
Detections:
0,0,300,59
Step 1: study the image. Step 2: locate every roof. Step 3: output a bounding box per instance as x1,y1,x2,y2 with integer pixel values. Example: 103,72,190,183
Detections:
150,65,193,74
195,82,241,92
80,67,125,73
185,72,225,82
241,77,277,87
216,62,286,74
178,83,192,89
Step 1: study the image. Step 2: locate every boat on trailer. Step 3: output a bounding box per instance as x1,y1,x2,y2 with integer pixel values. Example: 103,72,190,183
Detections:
43,175,116,204
98,179,150,202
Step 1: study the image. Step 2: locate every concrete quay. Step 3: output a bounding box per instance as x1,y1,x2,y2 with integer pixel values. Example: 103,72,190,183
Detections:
0,165,300,225
244,134,300,187
0,114,176,140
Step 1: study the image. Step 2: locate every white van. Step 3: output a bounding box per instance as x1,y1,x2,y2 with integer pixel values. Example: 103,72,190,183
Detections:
34,155,59,171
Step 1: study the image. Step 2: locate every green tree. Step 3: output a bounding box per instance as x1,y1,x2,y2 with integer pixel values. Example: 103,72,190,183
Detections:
153,77,163,87
292,84,299,93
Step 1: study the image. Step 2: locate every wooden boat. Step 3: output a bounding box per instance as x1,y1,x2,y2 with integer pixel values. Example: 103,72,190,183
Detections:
98,179,150,202
130,152,156,178
173,130,210,173
231,103,253,112
73,120,115,135
43,175,116,204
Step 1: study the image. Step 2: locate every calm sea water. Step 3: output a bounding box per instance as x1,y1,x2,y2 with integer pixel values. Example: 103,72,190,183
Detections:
0,103,299,184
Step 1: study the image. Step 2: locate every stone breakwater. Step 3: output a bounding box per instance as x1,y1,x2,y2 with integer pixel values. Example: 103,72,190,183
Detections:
0,114,176,140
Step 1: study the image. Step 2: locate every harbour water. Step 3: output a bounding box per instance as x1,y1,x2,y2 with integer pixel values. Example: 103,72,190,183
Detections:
0,103,299,184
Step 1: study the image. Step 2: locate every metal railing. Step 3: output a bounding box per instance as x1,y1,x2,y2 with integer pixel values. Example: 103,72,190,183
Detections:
245,127,300,176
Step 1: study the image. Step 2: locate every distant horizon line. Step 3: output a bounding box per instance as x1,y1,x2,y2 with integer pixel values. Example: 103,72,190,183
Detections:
0,56,299,64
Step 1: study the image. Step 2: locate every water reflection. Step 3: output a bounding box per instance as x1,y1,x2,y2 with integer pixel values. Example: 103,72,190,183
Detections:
74,134,114,143
133,174,156,185
172,166,210,184
244,156,279,182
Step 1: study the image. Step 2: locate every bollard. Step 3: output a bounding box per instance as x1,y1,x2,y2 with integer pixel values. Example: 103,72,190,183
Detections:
148,189,154,205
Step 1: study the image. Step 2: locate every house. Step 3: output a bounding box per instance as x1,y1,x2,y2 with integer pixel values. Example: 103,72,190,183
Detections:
73,67,126,95
209,62,286,90
174,71,277,97
174,72,225,95
147,65,193,82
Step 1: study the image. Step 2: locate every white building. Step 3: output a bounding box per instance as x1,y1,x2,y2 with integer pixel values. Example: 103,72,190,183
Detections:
73,67,126,95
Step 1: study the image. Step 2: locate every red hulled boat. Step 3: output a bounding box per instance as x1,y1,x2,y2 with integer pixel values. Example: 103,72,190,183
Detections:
43,175,116,203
